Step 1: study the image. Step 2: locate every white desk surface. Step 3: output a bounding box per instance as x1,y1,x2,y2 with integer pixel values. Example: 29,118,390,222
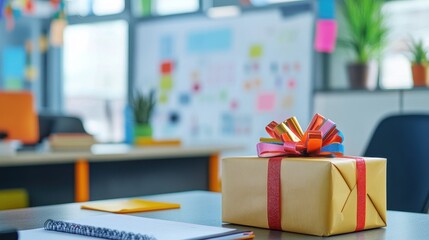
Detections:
0,144,243,167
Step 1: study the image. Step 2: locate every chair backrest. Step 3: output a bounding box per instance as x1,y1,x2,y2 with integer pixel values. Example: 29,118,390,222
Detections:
50,116,87,134
37,114,87,143
0,91,39,144
364,114,429,213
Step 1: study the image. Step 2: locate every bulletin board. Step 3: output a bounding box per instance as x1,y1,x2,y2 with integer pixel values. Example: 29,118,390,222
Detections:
135,6,315,154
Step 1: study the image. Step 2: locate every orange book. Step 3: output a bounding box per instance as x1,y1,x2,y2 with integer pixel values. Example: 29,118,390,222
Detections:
0,91,39,144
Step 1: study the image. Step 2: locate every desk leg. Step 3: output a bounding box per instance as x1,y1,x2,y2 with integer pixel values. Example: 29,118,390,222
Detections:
75,159,89,202
209,153,221,192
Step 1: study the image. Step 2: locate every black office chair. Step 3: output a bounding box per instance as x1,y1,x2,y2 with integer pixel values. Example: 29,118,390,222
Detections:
364,114,429,213
37,114,87,143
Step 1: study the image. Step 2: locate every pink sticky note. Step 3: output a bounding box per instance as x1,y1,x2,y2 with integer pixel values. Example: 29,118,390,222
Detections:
257,93,276,112
314,19,337,53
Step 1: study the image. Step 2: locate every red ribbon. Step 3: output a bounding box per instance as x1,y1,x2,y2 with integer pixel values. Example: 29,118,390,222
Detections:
266,156,366,232
267,158,282,230
354,157,366,231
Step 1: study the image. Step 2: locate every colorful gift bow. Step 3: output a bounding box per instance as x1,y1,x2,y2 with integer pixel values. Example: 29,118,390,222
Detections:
257,113,344,157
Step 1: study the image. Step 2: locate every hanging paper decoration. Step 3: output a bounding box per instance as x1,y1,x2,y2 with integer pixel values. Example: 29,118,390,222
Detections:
0,0,5,20
50,0,60,9
49,0,67,46
4,2,14,31
24,0,34,14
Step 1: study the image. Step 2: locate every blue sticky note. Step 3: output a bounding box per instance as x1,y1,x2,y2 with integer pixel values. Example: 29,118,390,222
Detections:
187,28,232,54
179,93,190,105
221,113,235,135
2,47,26,80
160,35,173,59
318,0,335,19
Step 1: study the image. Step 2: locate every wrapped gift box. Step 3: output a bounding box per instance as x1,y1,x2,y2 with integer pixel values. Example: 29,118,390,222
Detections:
222,156,386,236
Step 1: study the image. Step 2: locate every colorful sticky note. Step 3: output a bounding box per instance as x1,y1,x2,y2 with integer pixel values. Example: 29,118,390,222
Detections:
160,35,173,59
178,93,190,105
318,0,335,19
288,78,296,89
187,28,232,53
230,99,239,111
4,78,23,90
282,95,294,109
249,44,263,58
159,93,168,104
257,92,276,112
160,75,173,90
160,61,173,74
192,82,201,93
314,19,337,53
221,113,235,135
2,47,26,80
50,19,67,46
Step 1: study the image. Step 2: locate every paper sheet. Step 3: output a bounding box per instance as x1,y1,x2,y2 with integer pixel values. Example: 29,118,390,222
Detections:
19,214,237,240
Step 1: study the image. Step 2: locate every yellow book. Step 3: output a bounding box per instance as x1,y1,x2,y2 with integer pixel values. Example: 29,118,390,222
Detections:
81,199,180,213
134,137,181,146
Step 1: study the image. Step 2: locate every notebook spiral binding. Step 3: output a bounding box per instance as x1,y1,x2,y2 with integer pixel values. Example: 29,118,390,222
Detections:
44,219,157,240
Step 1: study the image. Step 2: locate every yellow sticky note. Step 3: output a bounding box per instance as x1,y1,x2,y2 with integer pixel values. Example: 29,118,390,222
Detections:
159,93,168,104
160,75,173,90
249,44,263,58
81,199,180,213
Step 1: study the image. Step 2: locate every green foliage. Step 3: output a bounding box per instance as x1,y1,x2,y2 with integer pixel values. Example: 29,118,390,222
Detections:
409,39,428,65
340,0,389,63
132,89,156,125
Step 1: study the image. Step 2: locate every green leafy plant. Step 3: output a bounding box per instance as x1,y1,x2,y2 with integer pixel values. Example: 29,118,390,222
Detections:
409,39,428,65
132,90,156,125
340,0,389,63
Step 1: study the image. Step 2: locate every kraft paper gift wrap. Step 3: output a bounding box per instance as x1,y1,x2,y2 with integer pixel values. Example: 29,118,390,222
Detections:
222,156,386,236
222,114,386,236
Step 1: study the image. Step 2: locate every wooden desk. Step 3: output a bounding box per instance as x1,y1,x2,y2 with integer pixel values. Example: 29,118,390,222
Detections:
1,191,428,239
0,145,240,206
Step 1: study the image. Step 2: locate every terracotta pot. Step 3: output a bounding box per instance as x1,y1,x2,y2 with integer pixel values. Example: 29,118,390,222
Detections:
346,62,378,90
411,64,428,87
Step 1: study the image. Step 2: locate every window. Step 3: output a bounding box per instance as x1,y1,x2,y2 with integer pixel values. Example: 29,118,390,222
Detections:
63,20,128,142
381,0,429,89
67,0,125,16
155,0,199,15
133,0,199,16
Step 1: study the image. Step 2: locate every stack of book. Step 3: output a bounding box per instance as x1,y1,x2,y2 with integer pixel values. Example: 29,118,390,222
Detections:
48,133,96,151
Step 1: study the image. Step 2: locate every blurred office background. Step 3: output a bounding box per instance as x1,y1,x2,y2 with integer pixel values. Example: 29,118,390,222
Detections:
1,0,429,155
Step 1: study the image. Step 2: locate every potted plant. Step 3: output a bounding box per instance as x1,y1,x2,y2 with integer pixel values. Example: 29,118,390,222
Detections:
340,0,388,89
409,39,428,87
131,89,156,138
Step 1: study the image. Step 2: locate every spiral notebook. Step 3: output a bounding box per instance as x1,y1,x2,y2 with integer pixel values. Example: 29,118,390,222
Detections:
19,215,254,240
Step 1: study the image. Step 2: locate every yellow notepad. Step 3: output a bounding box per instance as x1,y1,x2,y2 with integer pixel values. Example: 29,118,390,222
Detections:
81,199,180,213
